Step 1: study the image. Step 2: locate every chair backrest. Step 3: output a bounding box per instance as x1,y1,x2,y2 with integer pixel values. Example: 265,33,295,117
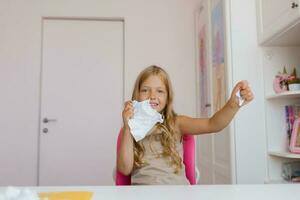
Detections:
115,129,196,185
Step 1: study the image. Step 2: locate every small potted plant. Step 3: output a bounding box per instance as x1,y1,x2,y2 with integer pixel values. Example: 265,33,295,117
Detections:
288,68,300,91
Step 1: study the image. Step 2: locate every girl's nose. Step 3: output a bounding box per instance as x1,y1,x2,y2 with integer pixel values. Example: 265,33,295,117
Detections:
150,91,156,99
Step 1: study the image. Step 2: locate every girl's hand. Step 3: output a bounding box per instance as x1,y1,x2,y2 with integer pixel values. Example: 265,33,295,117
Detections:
230,80,254,108
122,101,134,129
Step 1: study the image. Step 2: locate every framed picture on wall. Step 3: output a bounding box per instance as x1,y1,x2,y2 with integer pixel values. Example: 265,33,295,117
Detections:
195,1,211,118
211,0,226,112
198,22,210,117
290,118,300,153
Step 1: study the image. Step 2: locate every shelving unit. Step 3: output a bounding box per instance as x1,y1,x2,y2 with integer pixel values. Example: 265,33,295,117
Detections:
256,0,300,182
261,47,300,183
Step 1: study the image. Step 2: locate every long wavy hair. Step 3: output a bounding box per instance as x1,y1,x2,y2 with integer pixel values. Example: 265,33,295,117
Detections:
131,65,182,174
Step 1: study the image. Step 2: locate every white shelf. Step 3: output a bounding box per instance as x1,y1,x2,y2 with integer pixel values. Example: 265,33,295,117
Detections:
269,151,300,159
266,91,300,100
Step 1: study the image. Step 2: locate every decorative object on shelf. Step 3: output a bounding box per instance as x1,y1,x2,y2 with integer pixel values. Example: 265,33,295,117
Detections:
287,68,300,91
273,67,293,93
282,161,300,182
290,118,300,153
289,84,300,91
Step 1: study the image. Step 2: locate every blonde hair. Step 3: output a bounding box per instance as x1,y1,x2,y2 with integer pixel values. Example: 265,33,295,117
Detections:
131,65,182,174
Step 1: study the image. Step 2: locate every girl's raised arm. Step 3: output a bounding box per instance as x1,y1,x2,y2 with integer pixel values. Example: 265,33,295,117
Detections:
177,81,253,135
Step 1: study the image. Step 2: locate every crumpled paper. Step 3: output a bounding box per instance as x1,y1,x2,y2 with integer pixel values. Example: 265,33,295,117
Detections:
235,91,245,106
0,187,41,200
128,99,163,141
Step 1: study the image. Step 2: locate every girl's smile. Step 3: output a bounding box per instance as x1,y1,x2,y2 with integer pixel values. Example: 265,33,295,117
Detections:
149,102,159,108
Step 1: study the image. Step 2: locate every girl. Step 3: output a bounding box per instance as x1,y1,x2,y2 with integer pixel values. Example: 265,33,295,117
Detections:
117,65,253,185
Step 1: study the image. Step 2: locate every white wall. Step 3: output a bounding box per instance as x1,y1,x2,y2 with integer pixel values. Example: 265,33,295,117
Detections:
41,1,199,113
229,0,267,184
0,1,42,186
0,0,199,185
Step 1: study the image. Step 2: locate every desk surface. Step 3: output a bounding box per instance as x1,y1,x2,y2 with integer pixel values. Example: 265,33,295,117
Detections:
1,184,299,200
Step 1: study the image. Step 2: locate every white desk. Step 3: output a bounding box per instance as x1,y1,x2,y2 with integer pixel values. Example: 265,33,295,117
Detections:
1,184,299,200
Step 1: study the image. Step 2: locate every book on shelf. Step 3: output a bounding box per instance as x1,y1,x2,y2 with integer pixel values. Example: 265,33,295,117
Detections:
284,104,300,142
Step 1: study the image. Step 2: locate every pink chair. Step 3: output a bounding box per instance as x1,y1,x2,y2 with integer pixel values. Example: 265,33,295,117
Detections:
115,129,197,185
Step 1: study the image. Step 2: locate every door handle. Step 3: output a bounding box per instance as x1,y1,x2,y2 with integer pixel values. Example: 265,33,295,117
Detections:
43,118,57,123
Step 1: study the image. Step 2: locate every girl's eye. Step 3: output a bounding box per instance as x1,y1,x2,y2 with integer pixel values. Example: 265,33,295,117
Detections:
158,90,165,93
141,89,148,93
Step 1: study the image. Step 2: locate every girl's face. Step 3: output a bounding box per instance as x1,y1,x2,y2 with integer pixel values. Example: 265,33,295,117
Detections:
138,75,168,113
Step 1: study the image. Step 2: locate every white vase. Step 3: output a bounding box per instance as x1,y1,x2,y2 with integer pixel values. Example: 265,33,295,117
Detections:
289,83,300,91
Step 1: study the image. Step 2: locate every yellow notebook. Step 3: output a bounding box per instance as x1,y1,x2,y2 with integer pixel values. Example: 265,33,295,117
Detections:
38,191,93,200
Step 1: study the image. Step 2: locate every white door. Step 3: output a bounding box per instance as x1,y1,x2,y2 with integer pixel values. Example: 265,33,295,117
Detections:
39,19,123,186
